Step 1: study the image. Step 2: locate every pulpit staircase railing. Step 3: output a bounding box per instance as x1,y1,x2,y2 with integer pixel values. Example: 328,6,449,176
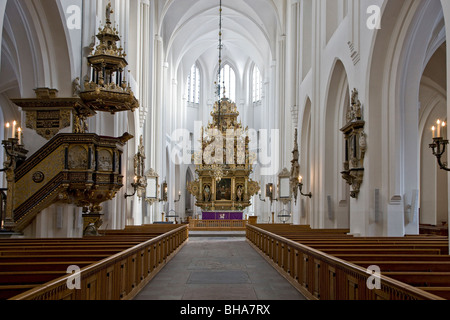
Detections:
0,132,132,233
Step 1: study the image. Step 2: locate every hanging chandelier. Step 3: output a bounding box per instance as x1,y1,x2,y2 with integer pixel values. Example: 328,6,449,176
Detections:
216,0,224,129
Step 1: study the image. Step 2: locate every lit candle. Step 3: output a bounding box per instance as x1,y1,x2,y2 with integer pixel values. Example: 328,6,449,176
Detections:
134,176,138,184
17,128,22,145
432,126,436,138
299,176,303,184
437,120,441,138
12,121,16,139
5,123,10,139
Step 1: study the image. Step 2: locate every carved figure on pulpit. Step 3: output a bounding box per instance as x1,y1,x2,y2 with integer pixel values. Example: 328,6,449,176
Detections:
106,2,114,22
73,113,88,134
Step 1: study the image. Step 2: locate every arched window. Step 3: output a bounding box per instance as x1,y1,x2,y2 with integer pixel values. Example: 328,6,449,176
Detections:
186,64,201,105
219,64,236,102
252,65,262,103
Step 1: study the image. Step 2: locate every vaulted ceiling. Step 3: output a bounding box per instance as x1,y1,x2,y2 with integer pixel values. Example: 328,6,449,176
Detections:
158,0,283,80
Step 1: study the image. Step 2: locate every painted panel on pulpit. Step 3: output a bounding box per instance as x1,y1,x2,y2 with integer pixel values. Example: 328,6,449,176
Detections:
216,179,232,201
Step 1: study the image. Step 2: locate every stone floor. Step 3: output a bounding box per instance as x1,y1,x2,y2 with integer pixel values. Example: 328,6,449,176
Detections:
134,231,306,300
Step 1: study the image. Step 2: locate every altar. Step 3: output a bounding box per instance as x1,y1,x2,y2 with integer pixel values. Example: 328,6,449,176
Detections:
202,211,243,220
186,97,260,213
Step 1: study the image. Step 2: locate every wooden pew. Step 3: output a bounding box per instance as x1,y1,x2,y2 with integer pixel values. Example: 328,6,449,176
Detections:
419,288,450,300
383,272,450,287
246,224,450,300
0,261,94,272
0,224,188,300
353,261,450,272
334,254,450,262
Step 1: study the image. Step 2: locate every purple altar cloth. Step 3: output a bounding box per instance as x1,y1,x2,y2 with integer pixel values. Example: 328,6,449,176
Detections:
201,212,243,220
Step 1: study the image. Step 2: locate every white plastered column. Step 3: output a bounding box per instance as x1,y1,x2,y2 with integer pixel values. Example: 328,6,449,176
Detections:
441,0,450,252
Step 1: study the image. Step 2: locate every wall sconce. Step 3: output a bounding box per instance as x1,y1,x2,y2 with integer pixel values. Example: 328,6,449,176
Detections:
124,175,146,198
266,183,278,205
429,119,450,171
174,191,182,203
258,189,266,202
297,176,312,198
159,181,168,203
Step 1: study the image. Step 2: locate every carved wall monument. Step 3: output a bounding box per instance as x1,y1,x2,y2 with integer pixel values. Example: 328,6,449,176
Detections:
341,89,366,199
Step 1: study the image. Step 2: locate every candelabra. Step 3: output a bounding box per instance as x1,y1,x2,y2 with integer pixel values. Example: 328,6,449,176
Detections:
430,119,450,171
1,124,28,230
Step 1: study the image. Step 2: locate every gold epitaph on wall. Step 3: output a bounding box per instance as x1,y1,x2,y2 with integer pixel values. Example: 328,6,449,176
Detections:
187,97,259,212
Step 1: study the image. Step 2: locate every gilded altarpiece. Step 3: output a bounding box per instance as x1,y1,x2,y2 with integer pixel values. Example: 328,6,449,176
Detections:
188,98,259,213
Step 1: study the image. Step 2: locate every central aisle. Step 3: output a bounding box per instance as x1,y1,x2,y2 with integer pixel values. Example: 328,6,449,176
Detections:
134,232,306,300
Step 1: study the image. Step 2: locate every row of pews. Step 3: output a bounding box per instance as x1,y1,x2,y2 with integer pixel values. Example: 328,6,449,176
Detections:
0,224,188,300
246,224,450,300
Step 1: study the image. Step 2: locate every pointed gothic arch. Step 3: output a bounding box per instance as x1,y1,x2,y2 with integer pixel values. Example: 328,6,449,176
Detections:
366,0,446,236
324,59,350,230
